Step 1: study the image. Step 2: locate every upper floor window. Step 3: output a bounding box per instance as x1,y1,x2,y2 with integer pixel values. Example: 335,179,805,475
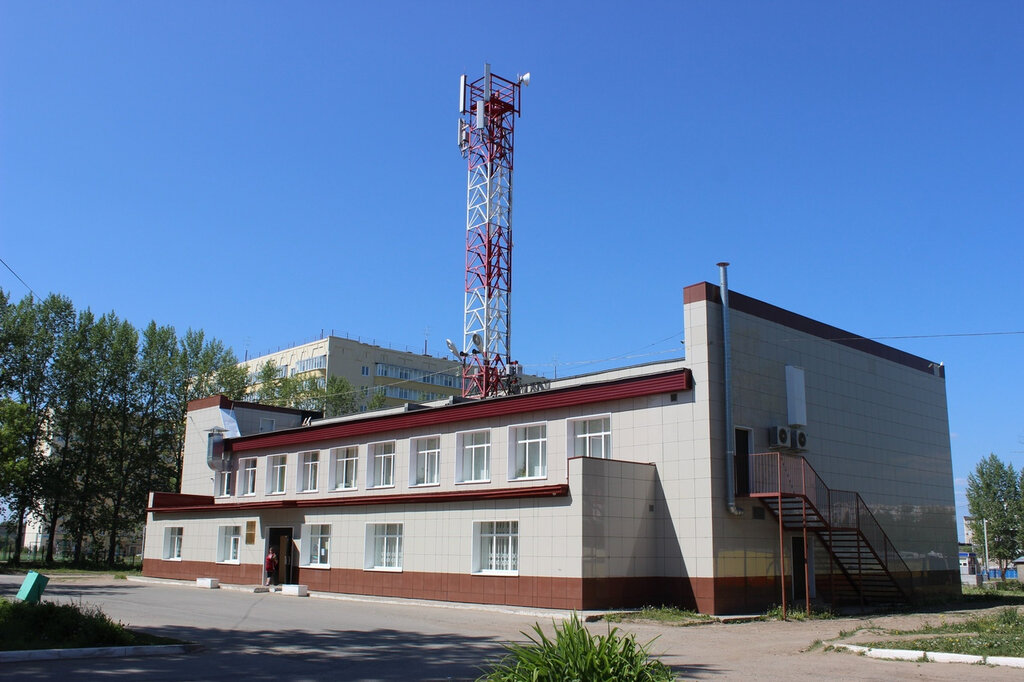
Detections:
298,451,320,493
240,458,257,496
163,527,183,560
457,430,490,483
369,441,395,488
411,436,440,486
217,525,241,563
511,424,546,480
361,366,370,376
216,469,233,497
259,418,276,433
571,416,611,459
330,446,358,490
267,454,287,494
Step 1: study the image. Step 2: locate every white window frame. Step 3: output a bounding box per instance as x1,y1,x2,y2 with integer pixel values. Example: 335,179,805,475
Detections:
163,527,183,560
240,458,257,496
329,446,358,491
267,454,287,495
300,523,331,567
473,520,519,574
217,525,241,564
509,423,547,480
410,436,441,487
298,450,320,493
456,430,490,483
215,468,233,497
569,415,611,459
364,523,403,571
368,441,395,488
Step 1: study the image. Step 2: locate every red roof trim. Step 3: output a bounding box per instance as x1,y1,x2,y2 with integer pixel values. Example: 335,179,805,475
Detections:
227,368,691,453
186,394,321,418
147,484,570,513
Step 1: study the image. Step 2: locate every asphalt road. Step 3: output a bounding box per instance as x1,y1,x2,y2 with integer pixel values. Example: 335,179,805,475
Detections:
1,573,1021,681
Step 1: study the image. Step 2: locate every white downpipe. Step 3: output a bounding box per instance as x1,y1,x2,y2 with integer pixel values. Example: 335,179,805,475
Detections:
718,262,743,517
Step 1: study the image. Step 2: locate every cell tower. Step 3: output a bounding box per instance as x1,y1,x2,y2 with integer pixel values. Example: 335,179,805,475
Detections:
454,64,529,398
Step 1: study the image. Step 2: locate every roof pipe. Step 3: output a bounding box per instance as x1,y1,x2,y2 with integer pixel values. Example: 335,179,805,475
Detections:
718,262,743,517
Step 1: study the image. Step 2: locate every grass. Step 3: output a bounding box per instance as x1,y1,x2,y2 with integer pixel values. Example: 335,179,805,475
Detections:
603,605,711,626
859,607,1024,658
761,604,836,621
0,597,180,651
478,613,675,681
0,563,141,576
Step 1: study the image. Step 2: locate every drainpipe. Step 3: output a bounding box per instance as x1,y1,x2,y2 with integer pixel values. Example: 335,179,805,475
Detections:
718,262,743,517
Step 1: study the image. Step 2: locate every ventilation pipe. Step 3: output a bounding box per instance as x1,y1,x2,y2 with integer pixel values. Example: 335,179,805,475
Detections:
717,262,743,517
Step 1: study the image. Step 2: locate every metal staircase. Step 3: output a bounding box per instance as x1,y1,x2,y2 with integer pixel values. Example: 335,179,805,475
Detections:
749,452,914,607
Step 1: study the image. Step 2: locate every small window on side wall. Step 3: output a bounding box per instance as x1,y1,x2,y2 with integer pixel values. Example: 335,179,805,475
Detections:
570,416,611,459
163,527,183,560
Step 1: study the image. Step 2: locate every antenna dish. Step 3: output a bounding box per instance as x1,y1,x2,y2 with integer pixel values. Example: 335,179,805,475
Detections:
471,333,483,350
518,72,531,87
446,338,459,356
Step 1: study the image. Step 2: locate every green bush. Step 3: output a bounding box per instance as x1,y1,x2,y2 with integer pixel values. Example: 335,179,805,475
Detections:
478,613,675,681
0,598,173,651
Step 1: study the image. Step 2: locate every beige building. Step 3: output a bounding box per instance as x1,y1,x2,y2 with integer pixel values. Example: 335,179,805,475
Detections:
143,281,957,614
239,336,465,410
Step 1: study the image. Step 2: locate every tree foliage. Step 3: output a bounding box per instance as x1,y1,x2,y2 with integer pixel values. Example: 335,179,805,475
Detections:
966,453,1022,579
0,291,243,565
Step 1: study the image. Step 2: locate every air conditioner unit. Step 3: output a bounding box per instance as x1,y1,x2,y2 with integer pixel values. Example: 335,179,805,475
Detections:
791,429,808,451
768,426,790,449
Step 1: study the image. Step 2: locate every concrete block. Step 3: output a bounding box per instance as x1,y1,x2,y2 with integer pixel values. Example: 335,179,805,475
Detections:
986,656,1024,668
196,577,220,589
927,651,983,664
865,648,924,661
281,584,308,597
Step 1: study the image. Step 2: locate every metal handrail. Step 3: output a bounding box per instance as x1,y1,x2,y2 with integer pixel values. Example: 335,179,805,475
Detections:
749,451,914,598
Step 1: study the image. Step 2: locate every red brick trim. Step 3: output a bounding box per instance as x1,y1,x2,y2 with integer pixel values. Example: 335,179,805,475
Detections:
186,394,321,419
148,484,570,513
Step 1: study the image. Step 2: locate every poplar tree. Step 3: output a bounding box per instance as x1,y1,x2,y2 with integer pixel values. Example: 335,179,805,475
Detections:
966,454,1022,579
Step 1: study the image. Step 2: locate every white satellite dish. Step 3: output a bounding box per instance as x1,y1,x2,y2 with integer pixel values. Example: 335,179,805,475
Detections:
446,338,459,356
518,72,531,87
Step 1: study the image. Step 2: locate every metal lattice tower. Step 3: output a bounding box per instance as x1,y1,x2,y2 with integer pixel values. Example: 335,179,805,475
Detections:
457,64,526,398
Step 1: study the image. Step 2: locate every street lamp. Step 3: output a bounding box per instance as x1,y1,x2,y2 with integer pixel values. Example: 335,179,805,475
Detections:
983,518,990,581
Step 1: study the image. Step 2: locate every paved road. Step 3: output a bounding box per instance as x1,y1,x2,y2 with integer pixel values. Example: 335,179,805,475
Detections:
1,574,1021,680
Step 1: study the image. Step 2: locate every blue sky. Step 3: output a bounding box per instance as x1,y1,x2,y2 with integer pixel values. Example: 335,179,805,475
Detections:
2,2,1022,535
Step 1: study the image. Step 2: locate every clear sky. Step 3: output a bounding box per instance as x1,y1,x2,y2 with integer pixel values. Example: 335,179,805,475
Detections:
2,2,1022,535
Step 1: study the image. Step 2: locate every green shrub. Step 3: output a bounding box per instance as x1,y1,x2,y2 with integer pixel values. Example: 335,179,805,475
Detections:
0,598,173,651
478,613,674,681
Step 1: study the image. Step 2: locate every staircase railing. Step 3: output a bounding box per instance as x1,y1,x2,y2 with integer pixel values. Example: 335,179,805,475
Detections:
749,451,914,600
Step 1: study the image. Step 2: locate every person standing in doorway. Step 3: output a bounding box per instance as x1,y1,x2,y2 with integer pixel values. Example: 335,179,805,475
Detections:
264,547,278,587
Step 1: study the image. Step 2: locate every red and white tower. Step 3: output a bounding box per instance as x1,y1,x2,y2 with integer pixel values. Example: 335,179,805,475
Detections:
456,64,528,398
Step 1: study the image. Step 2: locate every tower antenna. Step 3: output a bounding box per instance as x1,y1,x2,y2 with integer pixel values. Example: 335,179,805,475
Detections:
457,64,528,398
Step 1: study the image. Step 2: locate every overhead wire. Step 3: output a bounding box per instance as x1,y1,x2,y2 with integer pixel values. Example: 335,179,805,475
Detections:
0,255,39,300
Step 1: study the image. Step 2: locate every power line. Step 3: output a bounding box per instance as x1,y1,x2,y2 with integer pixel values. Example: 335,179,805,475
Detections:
0,255,39,300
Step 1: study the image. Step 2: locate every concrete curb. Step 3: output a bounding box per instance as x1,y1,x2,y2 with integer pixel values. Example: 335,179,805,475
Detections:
832,642,1022,668
0,644,194,663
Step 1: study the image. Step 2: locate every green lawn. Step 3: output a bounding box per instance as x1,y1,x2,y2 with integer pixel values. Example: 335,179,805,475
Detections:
0,597,180,651
860,607,1024,658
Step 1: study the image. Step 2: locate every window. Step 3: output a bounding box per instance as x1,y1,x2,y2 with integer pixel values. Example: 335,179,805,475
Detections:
330,446,358,490
474,521,518,574
301,524,330,567
217,526,241,563
216,470,233,497
511,424,546,479
299,451,320,492
259,417,276,433
163,527,183,560
267,455,287,494
571,416,611,459
369,442,395,488
365,523,403,570
411,436,440,486
240,458,257,496
361,365,369,376
457,430,490,482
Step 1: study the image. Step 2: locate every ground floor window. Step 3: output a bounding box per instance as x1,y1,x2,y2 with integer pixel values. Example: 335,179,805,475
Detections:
301,523,330,567
217,525,241,563
365,523,402,570
474,521,518,574
163,527,183,560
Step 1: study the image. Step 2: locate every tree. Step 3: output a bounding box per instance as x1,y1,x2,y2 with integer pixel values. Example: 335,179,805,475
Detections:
966,454,1022,579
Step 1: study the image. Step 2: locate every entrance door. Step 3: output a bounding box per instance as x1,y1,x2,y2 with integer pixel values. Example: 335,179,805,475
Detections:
792,537,806,602
267,528,294,585
735,428,751,496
